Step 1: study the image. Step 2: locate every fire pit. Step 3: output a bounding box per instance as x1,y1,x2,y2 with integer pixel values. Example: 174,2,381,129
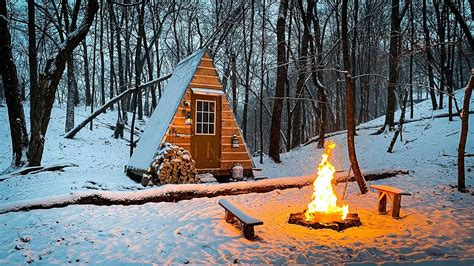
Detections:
288,141,362,231
288,211,361,231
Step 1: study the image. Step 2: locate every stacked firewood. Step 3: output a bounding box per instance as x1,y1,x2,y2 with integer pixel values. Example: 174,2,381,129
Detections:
146,143,200,185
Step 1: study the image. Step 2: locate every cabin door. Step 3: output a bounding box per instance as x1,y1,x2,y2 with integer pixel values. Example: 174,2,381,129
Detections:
191,94,221,168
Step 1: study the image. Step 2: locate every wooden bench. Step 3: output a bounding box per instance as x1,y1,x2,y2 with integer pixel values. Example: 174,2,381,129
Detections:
370,185,411,218
218,199,263,239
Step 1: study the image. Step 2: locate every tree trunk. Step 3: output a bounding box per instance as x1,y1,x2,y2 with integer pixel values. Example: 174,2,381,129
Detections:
268,0,289,163
90,16,98,130
350,0,359,129
242,0,254,141
65,56,76,132
109,3,126,122
384,0,403,130
342,0,368,194
64,0,77,133
108,1,115,115
0,75,3,103
82,40,92,106
100,2,106,109
409,2,414,119
259,0,266,165
434,1,446,110
457,69,473,192
423,0,438,110
27,0,38,125
291,0,312,149
311,0,327,149
387,91,408,153
130,1,145,157
142,21,154,117
0,1,29,166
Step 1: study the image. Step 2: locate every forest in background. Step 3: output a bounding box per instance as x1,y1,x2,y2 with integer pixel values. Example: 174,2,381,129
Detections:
0,0,473,171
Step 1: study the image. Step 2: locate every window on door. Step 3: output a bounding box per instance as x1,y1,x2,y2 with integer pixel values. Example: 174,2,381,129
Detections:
196,100,215,135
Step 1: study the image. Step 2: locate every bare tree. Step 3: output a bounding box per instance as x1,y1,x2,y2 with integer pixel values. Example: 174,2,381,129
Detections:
28,0,38,125
269,0,289,162
457,69,473,192
259,0,266,164
342,0,368,194
242,0,255,141
64,0,82,133
0,0,29,166
383,0,408,130
290,0,313,149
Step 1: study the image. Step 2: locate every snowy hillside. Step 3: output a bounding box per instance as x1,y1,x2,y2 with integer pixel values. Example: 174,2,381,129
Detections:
0,90,473,264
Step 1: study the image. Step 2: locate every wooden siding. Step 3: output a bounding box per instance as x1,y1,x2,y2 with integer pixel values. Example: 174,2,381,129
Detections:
219,96,254,170
162,51,253,175
163,89,193,146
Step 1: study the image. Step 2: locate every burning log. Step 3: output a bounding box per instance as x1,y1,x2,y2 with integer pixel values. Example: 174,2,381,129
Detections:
288,211,361,231
144,143,200,186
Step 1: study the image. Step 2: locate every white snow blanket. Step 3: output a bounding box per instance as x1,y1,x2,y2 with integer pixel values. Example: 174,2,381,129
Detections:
0,90,472,264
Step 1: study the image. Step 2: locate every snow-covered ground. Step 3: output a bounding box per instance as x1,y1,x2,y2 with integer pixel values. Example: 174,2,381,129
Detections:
0,90,472,264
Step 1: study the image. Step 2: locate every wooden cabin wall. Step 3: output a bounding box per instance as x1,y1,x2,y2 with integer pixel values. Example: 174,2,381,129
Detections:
221,97,254,170
163,89,192,151
163,51,253,172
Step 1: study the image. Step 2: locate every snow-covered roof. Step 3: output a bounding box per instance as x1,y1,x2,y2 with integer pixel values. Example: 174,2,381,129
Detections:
127,48,207,174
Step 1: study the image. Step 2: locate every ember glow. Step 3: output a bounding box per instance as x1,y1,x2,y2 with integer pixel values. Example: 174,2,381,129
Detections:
304,141,349,223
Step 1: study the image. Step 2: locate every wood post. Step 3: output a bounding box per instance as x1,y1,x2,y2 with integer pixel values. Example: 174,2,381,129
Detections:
378,191,387,214
225,210,235,223
242,224,255,239
392,194,402,218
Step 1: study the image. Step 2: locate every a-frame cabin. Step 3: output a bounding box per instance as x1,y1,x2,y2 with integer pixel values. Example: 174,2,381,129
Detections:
126,48,254,179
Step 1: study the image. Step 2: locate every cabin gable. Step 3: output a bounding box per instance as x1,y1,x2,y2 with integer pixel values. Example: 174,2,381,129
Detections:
128,49,254,178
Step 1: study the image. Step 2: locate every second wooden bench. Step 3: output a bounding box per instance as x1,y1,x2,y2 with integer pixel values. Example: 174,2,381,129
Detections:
218,199,263,239
370,184,411,218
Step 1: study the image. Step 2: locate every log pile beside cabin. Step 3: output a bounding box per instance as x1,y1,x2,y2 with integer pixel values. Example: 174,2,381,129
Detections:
143,143,200,186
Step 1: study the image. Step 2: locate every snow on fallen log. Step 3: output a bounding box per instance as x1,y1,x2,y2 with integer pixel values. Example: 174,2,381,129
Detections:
0,163,79,181
0,168,409,214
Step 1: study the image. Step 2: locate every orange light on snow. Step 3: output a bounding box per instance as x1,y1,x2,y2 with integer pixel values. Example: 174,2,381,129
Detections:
304,141,349,223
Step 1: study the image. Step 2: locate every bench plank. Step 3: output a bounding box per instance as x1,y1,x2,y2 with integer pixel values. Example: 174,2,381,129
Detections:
370,184,411,195
218,199,263,226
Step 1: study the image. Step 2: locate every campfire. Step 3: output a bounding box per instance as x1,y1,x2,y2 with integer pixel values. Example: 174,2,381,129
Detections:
288,141,361,231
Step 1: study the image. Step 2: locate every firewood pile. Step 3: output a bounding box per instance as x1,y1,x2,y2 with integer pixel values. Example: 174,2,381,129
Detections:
144,143,200,186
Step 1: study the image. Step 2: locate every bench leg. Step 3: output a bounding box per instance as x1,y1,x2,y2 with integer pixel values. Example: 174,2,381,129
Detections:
392,195,402,218
378,191,387,214
242,224,255,240
225,210,235,223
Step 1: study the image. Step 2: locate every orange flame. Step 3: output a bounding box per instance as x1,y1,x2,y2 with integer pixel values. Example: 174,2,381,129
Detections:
305,141,349,223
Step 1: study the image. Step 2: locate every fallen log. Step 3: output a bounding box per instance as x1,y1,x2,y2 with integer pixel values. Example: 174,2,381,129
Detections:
64,73,171,139
0,168,409,214
333,169,410,184
0,163,79,181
